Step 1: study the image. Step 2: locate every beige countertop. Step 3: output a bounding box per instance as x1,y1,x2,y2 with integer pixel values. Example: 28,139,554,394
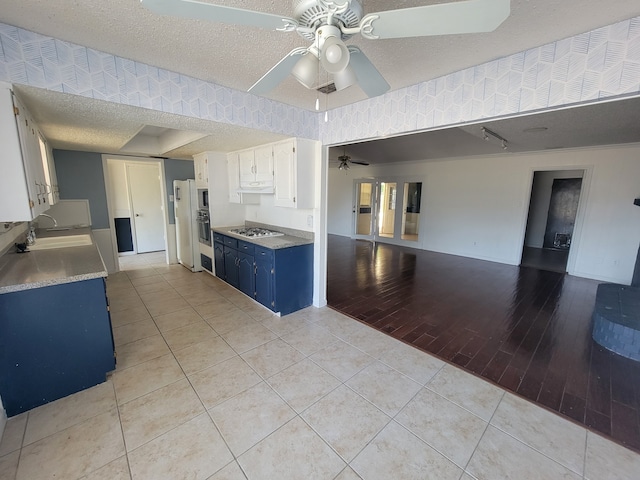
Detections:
0,227,107,294
213,224,314,250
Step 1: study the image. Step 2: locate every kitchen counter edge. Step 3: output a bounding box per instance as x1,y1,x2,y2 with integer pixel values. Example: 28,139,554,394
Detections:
0,228,107,294
212,226,313,249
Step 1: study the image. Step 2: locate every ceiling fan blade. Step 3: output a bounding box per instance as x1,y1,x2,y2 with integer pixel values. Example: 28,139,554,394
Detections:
350,160,370,166
359,0,510,40
347,47,390,98
140,0,298,31
248,48,308,96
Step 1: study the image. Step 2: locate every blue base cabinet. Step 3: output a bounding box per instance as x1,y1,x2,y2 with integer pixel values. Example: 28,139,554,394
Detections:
0,278,116,416
213,234,225,278
223,245,239,288
256,244,313,315
238,251,255,298
214,233,313,315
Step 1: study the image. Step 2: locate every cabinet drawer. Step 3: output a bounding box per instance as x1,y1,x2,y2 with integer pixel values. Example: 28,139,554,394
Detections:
254,246,274,262
223,236,238,248
238,241,255,255
200,254,212,273
213,233,224,244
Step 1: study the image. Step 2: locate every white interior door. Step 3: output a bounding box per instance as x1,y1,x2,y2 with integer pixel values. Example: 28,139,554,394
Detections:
127,163,165,253
353,180,377,241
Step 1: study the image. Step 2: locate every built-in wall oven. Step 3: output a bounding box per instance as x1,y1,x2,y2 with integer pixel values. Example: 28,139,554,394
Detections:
196,209,211,246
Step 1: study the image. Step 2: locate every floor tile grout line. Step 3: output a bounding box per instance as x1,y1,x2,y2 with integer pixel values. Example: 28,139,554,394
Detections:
489,423,588,477
458,389,506,477
12,409,29,479
111,380,134,480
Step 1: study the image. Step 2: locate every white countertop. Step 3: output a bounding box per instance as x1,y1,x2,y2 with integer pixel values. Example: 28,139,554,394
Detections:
0,228,107,294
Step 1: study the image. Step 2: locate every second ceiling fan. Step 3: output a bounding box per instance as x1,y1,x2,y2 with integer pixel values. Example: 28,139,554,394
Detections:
141,0,510,100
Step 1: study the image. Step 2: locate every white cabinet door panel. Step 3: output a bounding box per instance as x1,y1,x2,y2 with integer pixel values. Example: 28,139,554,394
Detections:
273,140,296,208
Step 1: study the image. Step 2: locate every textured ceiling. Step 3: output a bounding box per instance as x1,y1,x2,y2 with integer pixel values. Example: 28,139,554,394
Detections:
2,0,640,110
3,1,640,161
13,86,288,159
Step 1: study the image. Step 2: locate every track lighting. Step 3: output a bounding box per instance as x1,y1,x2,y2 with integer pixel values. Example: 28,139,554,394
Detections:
481,127,508,150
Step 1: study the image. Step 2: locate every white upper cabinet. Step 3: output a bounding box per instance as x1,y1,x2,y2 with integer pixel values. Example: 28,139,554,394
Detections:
253,145,274,186
227,153,260,205
193,152,209,188
227,137,317,208
273,138,316,209
0,83,54,221
237,145,274,192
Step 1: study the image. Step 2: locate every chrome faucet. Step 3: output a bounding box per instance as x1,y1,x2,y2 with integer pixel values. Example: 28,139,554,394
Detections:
25,214,59,246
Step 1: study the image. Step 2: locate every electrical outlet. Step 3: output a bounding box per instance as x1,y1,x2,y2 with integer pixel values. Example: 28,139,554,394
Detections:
169,194,174,202
307,215,313,227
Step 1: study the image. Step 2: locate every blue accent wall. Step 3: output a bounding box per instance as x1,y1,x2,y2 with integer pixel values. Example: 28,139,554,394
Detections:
164,159,195,224
53,150,194,228
53,150,110,229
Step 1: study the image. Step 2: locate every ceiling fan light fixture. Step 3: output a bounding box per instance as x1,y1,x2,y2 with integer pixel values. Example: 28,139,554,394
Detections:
291,52,319,89
319,29,350,74
334,64,357,91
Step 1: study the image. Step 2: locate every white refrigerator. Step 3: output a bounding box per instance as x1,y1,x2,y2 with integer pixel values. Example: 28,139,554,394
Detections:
174,179,202,272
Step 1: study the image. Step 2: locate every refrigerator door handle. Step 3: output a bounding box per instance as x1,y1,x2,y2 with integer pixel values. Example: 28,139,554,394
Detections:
175,186,180,201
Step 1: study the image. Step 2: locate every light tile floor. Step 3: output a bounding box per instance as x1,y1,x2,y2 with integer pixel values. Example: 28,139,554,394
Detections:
1,252,640,479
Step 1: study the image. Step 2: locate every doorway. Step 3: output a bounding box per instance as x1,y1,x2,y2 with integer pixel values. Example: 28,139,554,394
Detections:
105,157,169,269
354,180,375,240
353,178,423,245
127,163,165,253
521,170,584,273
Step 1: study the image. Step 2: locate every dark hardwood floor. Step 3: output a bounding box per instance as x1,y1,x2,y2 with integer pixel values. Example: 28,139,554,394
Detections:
326,235,640,451
521,246,569,273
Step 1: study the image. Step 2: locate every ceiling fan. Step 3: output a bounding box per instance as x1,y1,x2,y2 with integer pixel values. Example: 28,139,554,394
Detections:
337,150,369,170
141,0,510,101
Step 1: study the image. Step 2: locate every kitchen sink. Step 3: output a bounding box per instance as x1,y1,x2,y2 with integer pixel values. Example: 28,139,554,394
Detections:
29,234,93,250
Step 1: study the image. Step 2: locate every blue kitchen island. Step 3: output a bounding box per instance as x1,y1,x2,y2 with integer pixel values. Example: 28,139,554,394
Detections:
0,229,115,416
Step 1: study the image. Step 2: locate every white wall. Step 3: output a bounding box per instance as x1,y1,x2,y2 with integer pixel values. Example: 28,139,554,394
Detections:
327,143,640,285
524,170,584,248
327,170,358,235
245,194,315,231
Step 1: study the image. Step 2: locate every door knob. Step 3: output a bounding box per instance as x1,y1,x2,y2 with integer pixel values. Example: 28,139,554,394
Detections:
135,214,140,217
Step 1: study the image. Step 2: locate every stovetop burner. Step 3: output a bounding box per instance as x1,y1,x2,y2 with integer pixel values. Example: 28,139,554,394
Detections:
229,227,284,238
